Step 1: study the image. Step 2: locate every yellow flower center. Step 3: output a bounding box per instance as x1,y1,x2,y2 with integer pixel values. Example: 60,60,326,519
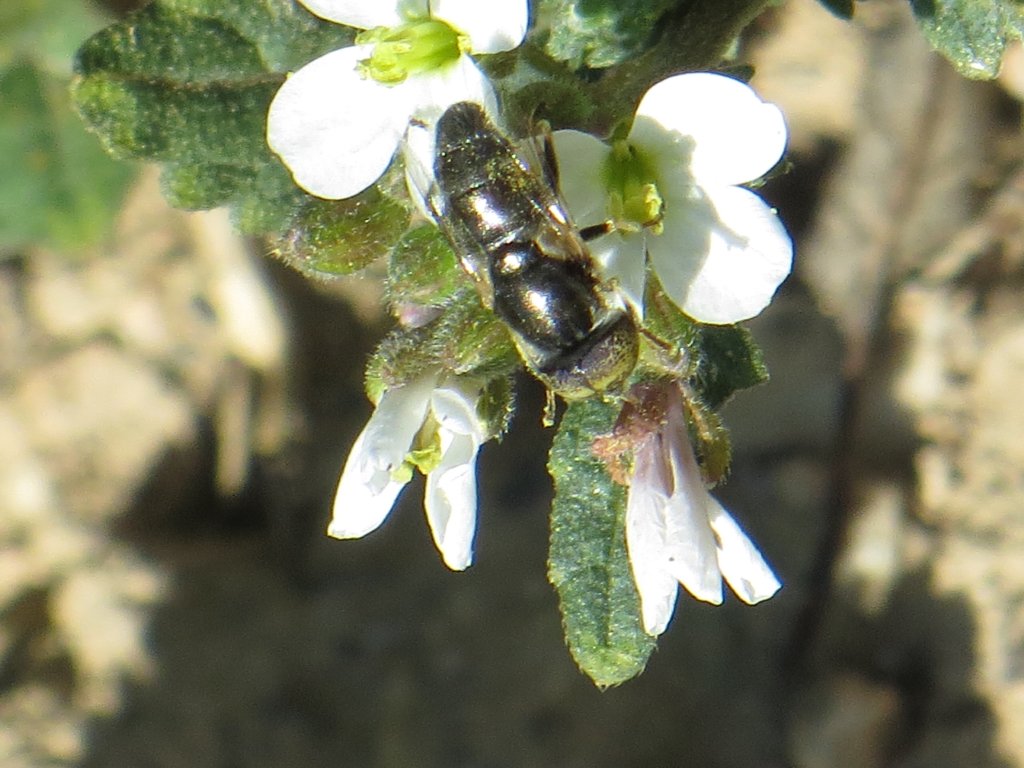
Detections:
405,416,444,475
601,140,665,236
357,19,470,85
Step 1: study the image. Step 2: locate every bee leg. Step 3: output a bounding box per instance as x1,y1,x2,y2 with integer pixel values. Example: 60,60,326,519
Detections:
579,221,614,241
538,122,561,190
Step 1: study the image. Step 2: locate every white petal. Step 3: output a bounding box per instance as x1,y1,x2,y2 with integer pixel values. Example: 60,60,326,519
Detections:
662,487,724,605
296,0,416,28
424,430,480,570
551,129,611,227
662,423,724,604
327,376,436,538
431,0,529,53
402,118,438,220
625,440,679,635
591,232,646,314
411,54,497,124
267,46,413,199
362,375,437,468
707,498,782,604
328,428,408,538
430,383,485,439
650,185,792,324
635,73,787,187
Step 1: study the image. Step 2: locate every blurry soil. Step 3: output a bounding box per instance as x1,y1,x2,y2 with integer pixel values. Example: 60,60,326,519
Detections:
2,1,1024,766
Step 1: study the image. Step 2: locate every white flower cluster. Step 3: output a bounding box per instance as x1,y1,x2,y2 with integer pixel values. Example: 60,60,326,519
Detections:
267,0,787,633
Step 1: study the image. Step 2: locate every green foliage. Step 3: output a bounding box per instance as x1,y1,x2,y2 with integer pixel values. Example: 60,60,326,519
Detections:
366,296,518,401
909,0,1024,79
641,279,768,408
0,59,133,251
539,0,677,69
548,399,656,686
387,225,463,308
274,190,410,278
71,0,353,233
696,325,769,409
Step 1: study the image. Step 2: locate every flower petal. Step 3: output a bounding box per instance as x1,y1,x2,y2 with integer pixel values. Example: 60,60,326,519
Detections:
411,54,497,124
432,0,529,53
364,375,438,468
626,439,680,635
636,73,787,187
588,232,645,314
267,46,413,199
663,421,724,604
424,430,480,570
551,129,611,227
650,185,792,324
327,374,436,539
706,498,782,604
402,117,438,220
328,427,409,538
662,488,724,605
295,0,415,28
430,383,485,439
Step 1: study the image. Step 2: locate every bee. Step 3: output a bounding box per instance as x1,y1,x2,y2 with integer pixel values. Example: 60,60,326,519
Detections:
418,101,639,400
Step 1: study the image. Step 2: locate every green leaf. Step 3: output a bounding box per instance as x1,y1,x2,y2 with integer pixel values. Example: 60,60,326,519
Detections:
695,324,769,409
365,293,518,401
816,0,855,19
640,278,768,408
0,60,134,251
71,0,353,233
548,399,655,687
539,0,677,69
909,0,1024,79
273,189,409,278
387,224,463,308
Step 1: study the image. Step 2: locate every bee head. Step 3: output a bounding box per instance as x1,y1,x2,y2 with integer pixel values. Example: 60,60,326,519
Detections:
533,310,639,400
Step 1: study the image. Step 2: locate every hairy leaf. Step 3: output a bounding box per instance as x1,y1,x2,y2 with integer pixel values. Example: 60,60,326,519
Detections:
696,324,769,409
910,0,1024,79
548,399,655,686
539,0,676,69
72,0,352,233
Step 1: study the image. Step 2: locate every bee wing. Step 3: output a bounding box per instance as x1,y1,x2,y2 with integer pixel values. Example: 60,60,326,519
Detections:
404,117,496,309
509,126,597,268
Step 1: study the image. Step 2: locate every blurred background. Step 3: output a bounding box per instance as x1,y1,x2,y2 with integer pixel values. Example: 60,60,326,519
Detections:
3,0,1024,765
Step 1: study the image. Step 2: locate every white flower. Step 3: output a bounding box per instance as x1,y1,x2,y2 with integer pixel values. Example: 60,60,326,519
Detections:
626,386,781,635
328,372,487,570
553,72,792,324
267,0,528,199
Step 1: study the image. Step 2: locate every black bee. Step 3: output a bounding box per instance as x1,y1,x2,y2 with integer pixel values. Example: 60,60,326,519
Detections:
422,101,638,399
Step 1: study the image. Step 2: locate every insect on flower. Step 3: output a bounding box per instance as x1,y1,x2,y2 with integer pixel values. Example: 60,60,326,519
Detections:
410,101,640,400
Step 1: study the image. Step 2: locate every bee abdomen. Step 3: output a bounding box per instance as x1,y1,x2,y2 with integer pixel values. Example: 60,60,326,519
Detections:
490,242,599,355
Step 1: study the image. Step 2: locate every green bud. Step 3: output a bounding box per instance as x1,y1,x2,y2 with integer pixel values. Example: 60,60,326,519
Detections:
274,188,409,278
